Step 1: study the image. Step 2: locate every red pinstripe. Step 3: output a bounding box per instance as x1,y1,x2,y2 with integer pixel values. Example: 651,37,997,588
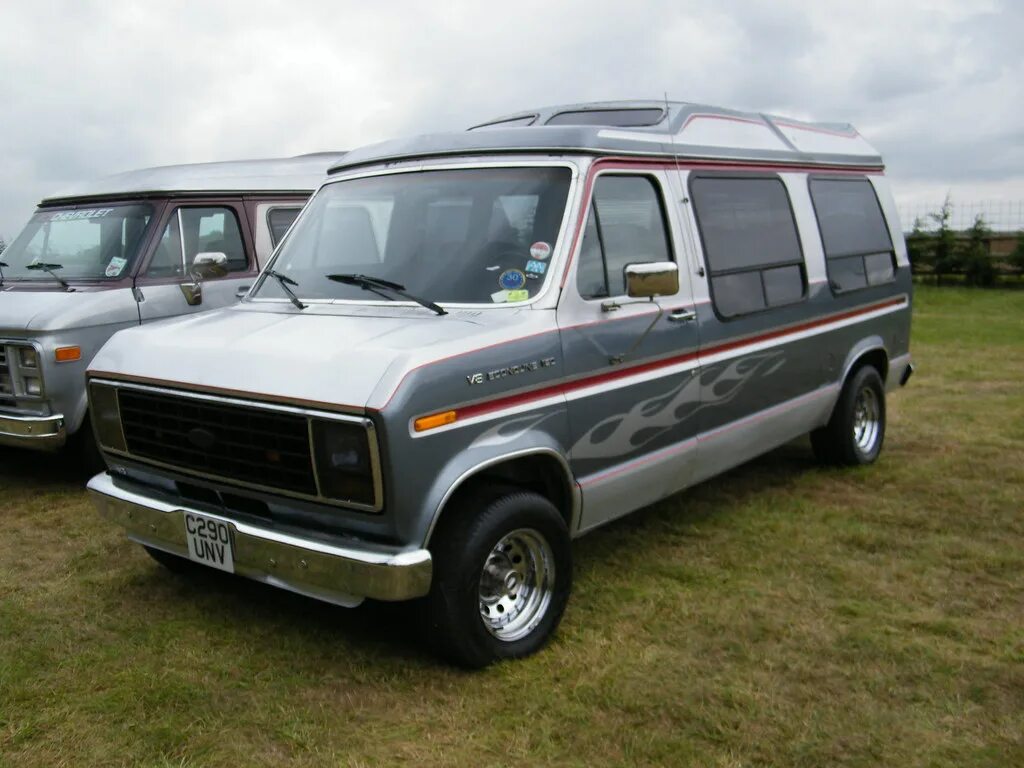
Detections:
417,296,907,423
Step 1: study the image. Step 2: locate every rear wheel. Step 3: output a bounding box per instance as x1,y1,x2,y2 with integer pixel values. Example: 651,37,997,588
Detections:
812,365,886,466
425,488,572,668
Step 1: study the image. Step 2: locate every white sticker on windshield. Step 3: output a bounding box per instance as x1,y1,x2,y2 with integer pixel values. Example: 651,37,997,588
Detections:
50,208,114,222
530,241,551,260
105,256,127,277
491,289,510,303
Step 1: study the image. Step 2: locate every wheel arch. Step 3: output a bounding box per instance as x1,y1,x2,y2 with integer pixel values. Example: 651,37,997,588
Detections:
424,448,580,547
841,338,890,386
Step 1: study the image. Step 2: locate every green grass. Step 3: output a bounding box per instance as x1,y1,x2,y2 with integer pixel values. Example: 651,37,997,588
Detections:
2,285,1022,767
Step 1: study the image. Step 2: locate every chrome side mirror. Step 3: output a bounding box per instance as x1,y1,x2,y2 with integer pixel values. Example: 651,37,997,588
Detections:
625,261,679,299
191,252,229,279
179,252,228,306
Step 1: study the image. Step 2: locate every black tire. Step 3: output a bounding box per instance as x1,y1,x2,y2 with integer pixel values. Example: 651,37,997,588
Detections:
425,487,572,668
144,545,193,574
811,365,886,466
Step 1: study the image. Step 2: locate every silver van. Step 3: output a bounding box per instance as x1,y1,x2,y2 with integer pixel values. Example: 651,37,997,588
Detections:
0,153,343,460
86,102,913,666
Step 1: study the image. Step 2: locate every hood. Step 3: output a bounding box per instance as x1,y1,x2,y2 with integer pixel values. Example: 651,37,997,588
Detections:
0,285,139,333
88,302,553,411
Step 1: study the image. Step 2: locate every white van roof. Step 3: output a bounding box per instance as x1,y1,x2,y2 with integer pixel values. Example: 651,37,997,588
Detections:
329,101,882,174
42,152,347,204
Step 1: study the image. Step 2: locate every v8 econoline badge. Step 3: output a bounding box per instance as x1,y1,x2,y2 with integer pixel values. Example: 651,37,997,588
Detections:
467,357,556,385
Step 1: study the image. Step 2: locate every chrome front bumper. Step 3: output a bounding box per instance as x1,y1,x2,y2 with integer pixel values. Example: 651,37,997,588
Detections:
0,412,66,450
88,473,432,605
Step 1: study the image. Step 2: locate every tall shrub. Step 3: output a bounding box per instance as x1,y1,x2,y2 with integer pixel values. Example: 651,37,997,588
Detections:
961,214,996,286
905,217,932,274
929,195,958,284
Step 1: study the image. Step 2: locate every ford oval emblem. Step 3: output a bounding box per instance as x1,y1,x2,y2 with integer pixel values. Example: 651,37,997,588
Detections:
187,427,217,451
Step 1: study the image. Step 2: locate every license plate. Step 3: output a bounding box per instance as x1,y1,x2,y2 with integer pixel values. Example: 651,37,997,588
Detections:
183,512,235,573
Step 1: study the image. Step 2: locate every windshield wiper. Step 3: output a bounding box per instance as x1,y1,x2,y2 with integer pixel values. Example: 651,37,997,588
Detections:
26,262,73,291
326,273,447,316
265,269,306,310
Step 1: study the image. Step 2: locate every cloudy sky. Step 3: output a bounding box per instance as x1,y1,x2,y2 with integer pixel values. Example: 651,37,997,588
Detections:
1,0,1021,238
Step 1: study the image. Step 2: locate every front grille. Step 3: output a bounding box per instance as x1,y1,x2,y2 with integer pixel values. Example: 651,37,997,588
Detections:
118,388,317,496
0,347,12,398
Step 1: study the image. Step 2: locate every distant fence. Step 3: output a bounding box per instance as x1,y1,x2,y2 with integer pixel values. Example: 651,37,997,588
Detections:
898,201,1024,233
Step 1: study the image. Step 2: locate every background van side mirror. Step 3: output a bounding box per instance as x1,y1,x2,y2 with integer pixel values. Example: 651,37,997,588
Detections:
625,261,679,299
192,252,229,279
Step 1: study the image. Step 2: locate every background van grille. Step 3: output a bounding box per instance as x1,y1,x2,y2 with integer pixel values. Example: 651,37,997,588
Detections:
0,347,12,399
117,389,317,495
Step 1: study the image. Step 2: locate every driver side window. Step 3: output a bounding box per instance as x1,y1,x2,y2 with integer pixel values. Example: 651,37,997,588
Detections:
145,206,248,278
576,175,673,300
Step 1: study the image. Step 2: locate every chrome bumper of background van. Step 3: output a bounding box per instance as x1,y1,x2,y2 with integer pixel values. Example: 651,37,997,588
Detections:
87,472,432,605
0,413,66,450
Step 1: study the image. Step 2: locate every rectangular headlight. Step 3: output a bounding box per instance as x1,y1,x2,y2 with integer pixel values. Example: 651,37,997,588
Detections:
311,419,379,508
89,382,126,452
18,346,39,368
23,376,42,396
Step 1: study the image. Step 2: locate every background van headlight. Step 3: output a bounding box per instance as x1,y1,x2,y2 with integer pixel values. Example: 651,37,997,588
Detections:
23,376,42,396
311,419,379,508
18,346,39,368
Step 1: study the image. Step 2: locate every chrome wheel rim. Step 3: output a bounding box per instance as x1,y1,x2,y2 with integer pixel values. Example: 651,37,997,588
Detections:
478,528,555,642
853,386,881,454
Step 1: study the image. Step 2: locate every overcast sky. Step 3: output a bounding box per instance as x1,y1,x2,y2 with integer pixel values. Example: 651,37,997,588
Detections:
1,0,1021,239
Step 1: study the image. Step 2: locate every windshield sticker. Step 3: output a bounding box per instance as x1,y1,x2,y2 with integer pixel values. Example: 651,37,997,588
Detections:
105,256,128,277
499,269,527,290
525,260,547,275
530,241,551,260
506,289,529,302
49,208,114,222
491,289,510,303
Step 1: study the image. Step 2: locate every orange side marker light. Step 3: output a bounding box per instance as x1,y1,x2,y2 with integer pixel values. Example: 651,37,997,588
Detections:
54,346,82,363
414,410,457,432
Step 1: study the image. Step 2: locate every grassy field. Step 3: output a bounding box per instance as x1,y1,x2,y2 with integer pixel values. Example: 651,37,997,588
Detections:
1,286,1022,767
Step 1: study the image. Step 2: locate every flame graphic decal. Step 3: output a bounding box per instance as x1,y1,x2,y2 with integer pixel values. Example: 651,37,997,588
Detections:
570,350,786,460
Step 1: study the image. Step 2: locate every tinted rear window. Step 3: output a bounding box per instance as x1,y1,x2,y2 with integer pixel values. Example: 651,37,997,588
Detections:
809,177,896,293
546,108,665,127
809,178,892,257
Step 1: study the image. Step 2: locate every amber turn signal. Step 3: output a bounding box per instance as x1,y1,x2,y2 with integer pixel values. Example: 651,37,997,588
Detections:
54,346,82,363
414,410,457,432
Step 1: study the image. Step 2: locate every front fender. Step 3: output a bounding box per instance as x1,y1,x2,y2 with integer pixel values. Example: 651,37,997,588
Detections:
412,409,577,547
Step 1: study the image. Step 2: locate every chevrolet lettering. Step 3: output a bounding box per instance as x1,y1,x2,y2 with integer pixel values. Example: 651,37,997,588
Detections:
87,101,913,667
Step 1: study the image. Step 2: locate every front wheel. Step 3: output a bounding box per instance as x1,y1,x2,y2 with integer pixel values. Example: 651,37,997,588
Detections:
811,365,886,466
425,488,572,668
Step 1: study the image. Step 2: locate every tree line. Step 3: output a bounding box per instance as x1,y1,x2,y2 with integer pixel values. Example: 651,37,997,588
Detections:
907,196,1024,286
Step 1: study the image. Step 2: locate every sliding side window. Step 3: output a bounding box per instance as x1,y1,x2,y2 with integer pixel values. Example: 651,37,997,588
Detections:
576,175,674,300
690,176,806,318
809,177,895,293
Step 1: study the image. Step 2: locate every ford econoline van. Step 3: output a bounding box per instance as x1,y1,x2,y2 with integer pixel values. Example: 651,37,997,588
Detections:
85,102,912,666
0,153,344,460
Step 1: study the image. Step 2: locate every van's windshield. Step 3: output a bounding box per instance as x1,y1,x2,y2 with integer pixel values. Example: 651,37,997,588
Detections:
2,203,155,282
254,167,572,306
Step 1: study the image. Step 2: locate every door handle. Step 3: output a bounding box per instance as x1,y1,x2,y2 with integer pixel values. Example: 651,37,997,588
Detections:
667,308,697,324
